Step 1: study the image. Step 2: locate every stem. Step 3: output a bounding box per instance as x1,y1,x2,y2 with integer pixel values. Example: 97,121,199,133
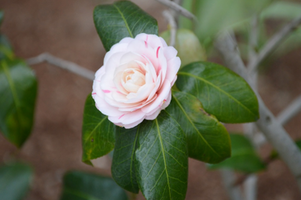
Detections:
277,94,301,126
156,0,197,22
220,170,243,200
27,53,94,81
215,32,301,192
163,10,177,46
248,14,301,73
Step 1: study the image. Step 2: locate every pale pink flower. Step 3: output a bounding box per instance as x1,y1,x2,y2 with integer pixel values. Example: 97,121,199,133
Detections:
92,33,180,129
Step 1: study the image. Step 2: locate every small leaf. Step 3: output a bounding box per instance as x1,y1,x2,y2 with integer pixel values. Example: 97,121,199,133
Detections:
0,58,37,147
177,61,259,123
60,171,128,200
261,1,301,20
180,0,273,49
0,10,3,26
0,42,14,61
82,94,115,163
0,162,33,200
135,111,188,200
0,34,12,50
160,29,207,67
165,91,230,163
111,126,139,194
259,2,301,58
93,1,158,51
209,134,266,173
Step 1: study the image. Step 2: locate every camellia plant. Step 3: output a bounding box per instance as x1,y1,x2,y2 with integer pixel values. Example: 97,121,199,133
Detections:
2,0,301,200
81,1,258,199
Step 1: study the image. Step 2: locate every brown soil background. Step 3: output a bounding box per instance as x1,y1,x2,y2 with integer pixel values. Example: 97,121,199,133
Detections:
0,0,301,199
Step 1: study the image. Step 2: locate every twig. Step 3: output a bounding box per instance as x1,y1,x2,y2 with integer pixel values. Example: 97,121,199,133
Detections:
278,94,301,126
244,175,257,200
244,15,259,200
163,10,177,46
215,32,301,192
248,14,301,72
27,53,94,81
232,95,301,185
172,0,183,5
220,170,243,200
248,15,259,64
156,0,197,22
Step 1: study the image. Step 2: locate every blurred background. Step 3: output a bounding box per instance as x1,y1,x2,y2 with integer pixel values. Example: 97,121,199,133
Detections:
0,0,301,199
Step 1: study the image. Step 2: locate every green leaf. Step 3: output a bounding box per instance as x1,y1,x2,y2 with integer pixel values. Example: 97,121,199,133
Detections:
177,61,259,123
165,91,230,163
180,0,273,50
111,126,139,194
178,1,194,30
82,94,115,163
160,29,206,67
0,162,33,200
135,111,188,200
209,134,266,173
93,1,158,51
0,34,12,50
0,58,37,147
60,171,128,200
0,40,14,61
261,1,301,20
259,2,301,58
0,11,3,26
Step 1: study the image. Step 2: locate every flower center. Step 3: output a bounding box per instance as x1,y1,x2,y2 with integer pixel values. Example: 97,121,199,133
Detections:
121,67,146,93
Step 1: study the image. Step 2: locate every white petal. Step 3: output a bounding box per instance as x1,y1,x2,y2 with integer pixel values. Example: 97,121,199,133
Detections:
145,109,161,120
141,80,171,114
92,93,123,117
166,57,181,83
109,110,145,129
163,46,178,61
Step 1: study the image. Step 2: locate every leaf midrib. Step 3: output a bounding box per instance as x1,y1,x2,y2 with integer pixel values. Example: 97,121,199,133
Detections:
172,94,222,158
155,119,171,199
178,72,257,118
84,116,108,145
113,3,134,38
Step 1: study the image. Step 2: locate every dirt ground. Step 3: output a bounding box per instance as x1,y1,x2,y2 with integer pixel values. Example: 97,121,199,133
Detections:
0,0,301,200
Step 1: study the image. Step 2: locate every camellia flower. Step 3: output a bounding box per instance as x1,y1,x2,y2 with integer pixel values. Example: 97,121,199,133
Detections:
92,33,180,129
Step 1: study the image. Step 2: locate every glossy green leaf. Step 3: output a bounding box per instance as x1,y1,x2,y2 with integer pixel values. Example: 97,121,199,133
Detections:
209,134,266,173
135,111,188,200
0,162,33,200
177,61,259,123
160,29,206,67
111,126,139,193
165,91,230,163
0,58,37,147
60,171,128,200
82,94,115,163
93,1,158,51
